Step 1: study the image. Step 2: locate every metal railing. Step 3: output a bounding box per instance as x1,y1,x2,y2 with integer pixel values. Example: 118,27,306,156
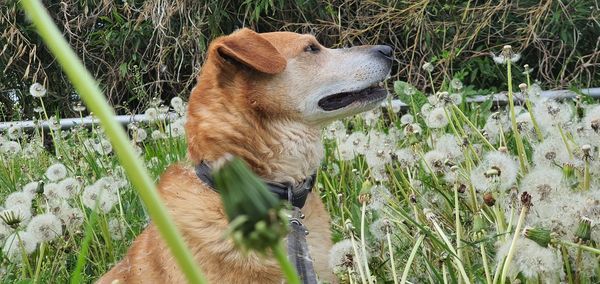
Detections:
1,87,599,131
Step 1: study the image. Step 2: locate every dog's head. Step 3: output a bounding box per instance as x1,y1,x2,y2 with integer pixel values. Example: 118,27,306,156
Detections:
193,28,392,124
186,29,393,176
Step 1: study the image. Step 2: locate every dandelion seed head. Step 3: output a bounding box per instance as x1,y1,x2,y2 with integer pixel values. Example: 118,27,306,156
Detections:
471,152,518,192
151,130,166,140
324,120,346,141
29,83,46,98
422,62,434,72
43,183,69,202
423,150,447,174
58,177,81,197
3,232,37,262
394,148,418,168
329,239,366,274
483,112,510,143
369,218,389,241
420,103,433,117
108,218,127,240
434,134,464,161
57,205,84,230
0,141,22,155
496,238,563,282
533,99,573,131
4,192,33,210
532,137,571,167
425,107,449,129
45,163,67,182
450,78,463,90
404,85,416,96
1,206,32,227
400,114,414,125
144,107,159,121
362,109,381,127
521,166,563,204
82,185,118,213
368,185,392,211
26,213,62,242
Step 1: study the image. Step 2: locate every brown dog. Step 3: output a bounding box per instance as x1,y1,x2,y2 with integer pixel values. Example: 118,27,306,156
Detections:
98,28,392,283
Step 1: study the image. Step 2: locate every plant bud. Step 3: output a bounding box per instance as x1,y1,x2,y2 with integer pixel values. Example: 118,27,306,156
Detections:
524,227,551,247
574,217,592,242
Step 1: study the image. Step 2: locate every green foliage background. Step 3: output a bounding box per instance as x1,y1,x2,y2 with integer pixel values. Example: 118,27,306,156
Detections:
1,0,599,121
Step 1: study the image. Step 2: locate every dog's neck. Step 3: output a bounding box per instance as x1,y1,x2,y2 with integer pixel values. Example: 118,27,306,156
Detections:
186,93,324,184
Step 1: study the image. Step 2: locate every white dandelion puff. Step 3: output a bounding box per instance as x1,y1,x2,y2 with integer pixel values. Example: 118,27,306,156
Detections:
423,150,447,175
4,192,33,210
495,238,563,282
45,163,67,182
532,137,571,167
144,107,159,121
471,151,518,192
29,83,47,98
108,218,127,240
43,183,69,202
400,114,414,125
3,231,38,262
26,213,62,242
58,177,81,197
425,107,449,129
81,185,118,213
0,141,21,155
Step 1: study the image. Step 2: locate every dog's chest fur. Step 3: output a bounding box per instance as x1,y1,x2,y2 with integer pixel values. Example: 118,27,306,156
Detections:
265,120,324,184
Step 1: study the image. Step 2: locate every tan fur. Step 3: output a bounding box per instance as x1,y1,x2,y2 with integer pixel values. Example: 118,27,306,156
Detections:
98,28,391,283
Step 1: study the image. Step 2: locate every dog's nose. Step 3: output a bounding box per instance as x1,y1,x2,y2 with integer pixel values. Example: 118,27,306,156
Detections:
372,45,393,60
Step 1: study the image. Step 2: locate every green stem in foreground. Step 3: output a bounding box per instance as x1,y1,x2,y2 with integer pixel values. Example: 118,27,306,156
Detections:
19,1,207,283
400,234,425,284
386,227,399,284
360,202,374,284
272,242,301,284
33,241,46,283
499,206,529,284
506,60,528,174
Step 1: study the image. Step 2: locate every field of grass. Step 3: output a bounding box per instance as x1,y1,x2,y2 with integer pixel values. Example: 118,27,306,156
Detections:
1,43,599,283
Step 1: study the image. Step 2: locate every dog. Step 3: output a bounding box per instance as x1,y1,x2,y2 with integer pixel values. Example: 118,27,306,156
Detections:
98,28,392,283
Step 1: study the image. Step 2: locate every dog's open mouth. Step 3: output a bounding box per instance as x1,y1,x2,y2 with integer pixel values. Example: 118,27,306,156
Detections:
318,82,388,111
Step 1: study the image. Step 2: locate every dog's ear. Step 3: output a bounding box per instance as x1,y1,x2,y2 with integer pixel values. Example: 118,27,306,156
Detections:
215,28,286,75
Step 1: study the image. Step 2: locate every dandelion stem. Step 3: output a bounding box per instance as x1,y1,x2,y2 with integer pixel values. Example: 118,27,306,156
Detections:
430,219,471,284
19,1,207,283
559,240,600,255
557,125,573,159
560,245,574,284
583,159,591,190
524,97,544,141
505,60,528,174
451,105,495,150
400,234,425,284
499,205,528,284
386,227,399,284
272,241,301,284
360,202,374,284
350,233,368,284
33,241,45,283
454,183,463,264
479,236,492,284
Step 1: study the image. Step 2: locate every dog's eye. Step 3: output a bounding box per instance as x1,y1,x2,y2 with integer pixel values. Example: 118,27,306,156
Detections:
304,44,320,53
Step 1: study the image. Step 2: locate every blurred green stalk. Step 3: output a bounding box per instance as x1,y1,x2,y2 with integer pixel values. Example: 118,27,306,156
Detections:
19,1,207,283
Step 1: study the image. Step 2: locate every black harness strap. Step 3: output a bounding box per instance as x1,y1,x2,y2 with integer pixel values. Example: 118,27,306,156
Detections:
194,161,316,208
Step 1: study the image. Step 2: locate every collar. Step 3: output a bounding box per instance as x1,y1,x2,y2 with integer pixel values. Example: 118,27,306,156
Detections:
194,161,316,208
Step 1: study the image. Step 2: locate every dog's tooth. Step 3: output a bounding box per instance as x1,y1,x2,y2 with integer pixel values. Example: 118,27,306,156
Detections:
378,82,384,87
